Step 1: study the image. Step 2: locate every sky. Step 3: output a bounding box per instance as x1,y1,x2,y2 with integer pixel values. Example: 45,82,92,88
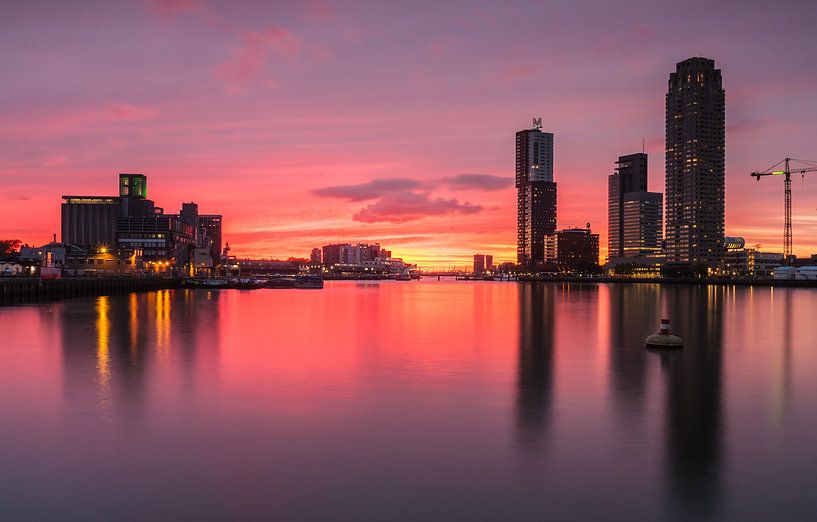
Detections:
1,0,817,268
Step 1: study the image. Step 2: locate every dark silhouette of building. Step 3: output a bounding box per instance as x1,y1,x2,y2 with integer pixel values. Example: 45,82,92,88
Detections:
61,174,153,249
473,254,486,274
665,57,725,266
310,248,322,264
61,195,120,249
517,123,556,267
557,227,599,271
198,214,223,267
62,173,221,272
608,153,663,259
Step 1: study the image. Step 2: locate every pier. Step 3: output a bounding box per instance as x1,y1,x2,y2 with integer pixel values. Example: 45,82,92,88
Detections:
0,277,179,305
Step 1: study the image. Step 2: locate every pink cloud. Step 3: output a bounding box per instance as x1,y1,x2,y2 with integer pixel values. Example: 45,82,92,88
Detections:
108,102,158,121
353,192,481,223
501,64,538,83
217,26,302,84
148,0,199,17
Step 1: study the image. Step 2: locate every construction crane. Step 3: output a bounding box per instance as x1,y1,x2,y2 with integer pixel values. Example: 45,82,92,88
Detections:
751,158,817,262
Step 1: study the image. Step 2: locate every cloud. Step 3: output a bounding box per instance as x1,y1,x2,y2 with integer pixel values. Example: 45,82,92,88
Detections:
3,194,30,201
108,102,158,121
217,26,301,84
148,0,199,17
353,192,481,223
311,174,506,223
443,174,512,191
501,64,538,83
312,178,424,201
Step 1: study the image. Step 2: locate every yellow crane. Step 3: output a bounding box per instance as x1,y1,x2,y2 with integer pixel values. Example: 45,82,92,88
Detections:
751,158,817,262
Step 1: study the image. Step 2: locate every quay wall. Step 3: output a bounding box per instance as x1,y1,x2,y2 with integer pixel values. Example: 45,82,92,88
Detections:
516,276,817,287
0,277,180,305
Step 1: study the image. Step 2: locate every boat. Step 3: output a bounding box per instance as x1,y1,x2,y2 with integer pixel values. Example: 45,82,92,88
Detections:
201,278,228,288
645,319,683,349
264,276,295,289
229,277,265,290
395,267,412,281
294,275,324,289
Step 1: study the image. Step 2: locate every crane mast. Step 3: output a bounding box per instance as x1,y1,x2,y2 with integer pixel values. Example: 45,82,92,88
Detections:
751,158,817,262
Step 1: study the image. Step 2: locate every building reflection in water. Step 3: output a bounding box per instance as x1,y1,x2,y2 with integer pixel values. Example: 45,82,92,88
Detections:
655,285,724,517
60,289,222,422
608,284,661,423
96,296,112,417
515,283,556,453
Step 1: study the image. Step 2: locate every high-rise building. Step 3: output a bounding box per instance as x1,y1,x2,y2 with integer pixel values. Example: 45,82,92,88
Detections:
199,214,223,264
473,254,486,275
665,57,725,266
516,122,556,267
485,254,493,272
310,248,322,264
622,192,662,256
608,153,663,259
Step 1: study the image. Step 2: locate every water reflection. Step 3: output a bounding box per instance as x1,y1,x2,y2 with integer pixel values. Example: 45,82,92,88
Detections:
60,289,221,422
3,282,816,519
516,283,556,452
608,284,660,422
657,286,724,517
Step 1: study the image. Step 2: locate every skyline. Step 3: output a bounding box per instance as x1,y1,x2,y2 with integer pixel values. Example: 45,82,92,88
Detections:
3,1,817,267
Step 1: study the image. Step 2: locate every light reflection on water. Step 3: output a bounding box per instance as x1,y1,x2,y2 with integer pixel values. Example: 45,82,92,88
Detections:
1,281,816,520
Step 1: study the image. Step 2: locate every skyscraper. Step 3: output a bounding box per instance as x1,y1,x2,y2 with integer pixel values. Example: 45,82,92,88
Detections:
516,121,556,267
608,153,662,259
665,57,725,266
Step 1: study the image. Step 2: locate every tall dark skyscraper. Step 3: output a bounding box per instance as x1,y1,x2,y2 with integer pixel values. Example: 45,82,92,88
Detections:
516,121,556,267
665,57,725,266
608,153,662,259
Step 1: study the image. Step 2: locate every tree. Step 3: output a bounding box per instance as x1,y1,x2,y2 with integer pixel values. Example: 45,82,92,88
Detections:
0,239,22,257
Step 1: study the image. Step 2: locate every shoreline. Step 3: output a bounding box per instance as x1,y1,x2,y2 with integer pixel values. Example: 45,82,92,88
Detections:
514,275,817,287
0,277,179,306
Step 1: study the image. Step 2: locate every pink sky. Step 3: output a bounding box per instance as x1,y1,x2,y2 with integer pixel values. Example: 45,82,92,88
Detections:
2,0,817,267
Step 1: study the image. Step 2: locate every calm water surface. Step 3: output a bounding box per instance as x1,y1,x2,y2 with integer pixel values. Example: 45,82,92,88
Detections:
2,281,816,520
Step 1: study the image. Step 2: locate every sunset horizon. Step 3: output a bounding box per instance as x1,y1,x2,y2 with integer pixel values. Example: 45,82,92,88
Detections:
3,0,817,268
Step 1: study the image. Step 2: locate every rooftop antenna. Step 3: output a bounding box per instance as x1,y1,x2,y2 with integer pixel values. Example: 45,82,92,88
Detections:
642,137,645,154
532,117,542,130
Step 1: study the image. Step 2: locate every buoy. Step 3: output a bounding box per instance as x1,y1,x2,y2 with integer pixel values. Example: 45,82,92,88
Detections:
645,319,683,348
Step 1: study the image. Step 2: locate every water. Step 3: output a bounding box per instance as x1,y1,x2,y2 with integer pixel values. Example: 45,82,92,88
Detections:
1,281,816,520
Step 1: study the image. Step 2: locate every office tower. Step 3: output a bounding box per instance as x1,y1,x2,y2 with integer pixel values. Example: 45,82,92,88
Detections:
608,153,663,259
556,227,599,271
665,57,725,265
622,192,662,256
473,254,486,275
516,122,556,267
310,248,322,264
199,215,223,265
485,254,493,272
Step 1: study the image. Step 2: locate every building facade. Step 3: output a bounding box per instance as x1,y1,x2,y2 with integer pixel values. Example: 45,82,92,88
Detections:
61,196,120,249
557,228,599,272
608,153,663,260
665,57,726,266
61,173,221,274
516,124,556,267
321,243,384,267
473,254,486,274
621,191,663,257
198,214,223,267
